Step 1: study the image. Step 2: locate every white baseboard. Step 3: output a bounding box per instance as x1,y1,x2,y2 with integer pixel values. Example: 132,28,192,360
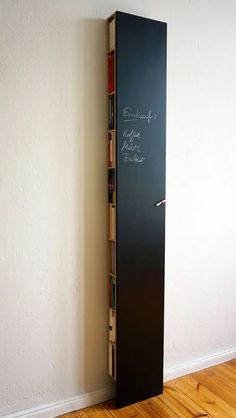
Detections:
164,346,236,382
4,347,236,418
4,385,115,418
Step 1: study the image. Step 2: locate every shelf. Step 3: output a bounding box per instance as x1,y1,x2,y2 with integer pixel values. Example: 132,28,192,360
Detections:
107,11,117,388
106,11,167,408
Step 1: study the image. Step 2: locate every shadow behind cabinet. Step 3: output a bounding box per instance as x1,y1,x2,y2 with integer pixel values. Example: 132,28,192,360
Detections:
107,11,167,408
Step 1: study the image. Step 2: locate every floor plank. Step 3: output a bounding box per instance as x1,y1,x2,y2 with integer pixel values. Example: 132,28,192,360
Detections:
77,404,113,418
212,363,236,388
59,359,236,418
136,397,178,418
193,368,236,409
164,381,211,417
227,359,236,369
62,414,80,418
173,374,235,417
104,399,147,418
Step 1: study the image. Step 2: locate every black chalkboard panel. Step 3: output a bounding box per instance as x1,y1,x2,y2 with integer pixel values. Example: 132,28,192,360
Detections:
115,11,167,408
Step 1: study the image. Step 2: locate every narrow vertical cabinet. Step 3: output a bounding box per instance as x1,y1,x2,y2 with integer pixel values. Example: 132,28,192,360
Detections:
107,11,167,408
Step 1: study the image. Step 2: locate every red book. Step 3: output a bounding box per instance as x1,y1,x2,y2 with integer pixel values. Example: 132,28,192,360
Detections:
108,53,114,93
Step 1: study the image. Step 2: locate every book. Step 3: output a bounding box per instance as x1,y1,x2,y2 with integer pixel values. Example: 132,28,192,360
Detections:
108,132,112,167
109,342,116,379
112,343,116,379
109,205,116,240
109,241,116,275
108,276,112,308
109,18,115,51
109,274,116,309
108,132,115,167
109,342,112,376
108,168,115,203
109,308,116,343
108,53,114,94
108,95,114,130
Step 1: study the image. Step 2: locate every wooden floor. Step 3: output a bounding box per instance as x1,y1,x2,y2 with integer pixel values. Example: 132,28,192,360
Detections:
60,359,236,418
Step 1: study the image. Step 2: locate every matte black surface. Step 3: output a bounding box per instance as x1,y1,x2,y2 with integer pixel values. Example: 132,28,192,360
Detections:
115,11,167,408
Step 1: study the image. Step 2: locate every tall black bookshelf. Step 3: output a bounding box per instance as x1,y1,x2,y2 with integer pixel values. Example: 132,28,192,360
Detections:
107,11,167,408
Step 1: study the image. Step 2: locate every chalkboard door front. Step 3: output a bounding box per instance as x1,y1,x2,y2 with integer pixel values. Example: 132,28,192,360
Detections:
115,12,167,408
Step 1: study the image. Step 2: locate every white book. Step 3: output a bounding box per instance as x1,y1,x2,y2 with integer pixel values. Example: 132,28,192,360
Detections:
109,18,115,51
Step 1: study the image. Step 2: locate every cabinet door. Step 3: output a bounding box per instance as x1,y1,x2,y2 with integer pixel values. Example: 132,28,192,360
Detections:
116,11,167,408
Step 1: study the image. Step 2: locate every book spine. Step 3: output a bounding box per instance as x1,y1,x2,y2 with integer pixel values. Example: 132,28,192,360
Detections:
108,53,114,94
109,241,116,275
110,136,113,166
112,132,116,166
108,133,112,167
109,205,116,240
108,18,115,51
108,95,114,130
109,342,112,376
109,341,116,380
108,131,115,168
112,343,116,379
109,275,116,310
112,277,116,309
108,276,111,307
108,168,115,203
109,308,116,343
109,205,112,240
108,170,112,203
112,205,115,239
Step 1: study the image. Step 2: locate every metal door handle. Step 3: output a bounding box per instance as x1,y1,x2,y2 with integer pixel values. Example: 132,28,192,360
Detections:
155,199,166,207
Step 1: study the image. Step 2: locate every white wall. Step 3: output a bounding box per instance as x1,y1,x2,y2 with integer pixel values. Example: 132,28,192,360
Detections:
1,0,236,416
